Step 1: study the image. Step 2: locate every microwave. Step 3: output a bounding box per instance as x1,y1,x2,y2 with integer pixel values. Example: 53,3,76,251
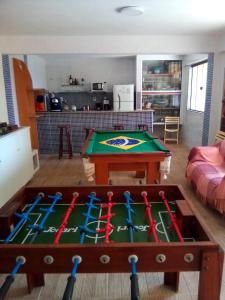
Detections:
91,82,105,91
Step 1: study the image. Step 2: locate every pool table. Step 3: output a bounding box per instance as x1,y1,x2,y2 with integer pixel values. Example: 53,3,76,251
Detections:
81,129,171,184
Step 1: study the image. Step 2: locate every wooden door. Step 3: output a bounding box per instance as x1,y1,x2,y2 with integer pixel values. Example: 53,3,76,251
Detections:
13,58,39,150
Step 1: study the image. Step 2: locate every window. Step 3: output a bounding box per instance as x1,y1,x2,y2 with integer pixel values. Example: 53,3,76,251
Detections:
187,60,208,112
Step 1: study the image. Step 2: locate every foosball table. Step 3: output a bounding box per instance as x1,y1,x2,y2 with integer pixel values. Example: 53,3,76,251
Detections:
0,185,223,300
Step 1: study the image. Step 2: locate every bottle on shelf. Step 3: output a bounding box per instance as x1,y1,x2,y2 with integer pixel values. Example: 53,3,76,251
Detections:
69,75,73,85
74,78,79,85
103,82,107,92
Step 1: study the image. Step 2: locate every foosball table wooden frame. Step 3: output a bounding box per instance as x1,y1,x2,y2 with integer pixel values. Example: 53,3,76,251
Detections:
0,184,223,300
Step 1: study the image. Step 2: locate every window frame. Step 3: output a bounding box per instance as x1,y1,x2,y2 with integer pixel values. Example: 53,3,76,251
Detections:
187,59,208,113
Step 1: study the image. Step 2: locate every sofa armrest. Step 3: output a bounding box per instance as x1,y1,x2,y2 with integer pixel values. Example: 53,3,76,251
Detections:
215,175,225,213
188,146,223,165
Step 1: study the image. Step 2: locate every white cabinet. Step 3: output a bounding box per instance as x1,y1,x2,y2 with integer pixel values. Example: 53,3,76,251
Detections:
0,127,34,207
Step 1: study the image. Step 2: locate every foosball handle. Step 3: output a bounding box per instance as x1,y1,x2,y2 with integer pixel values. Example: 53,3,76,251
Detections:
130,274,140,300
62,275,76,300
0,275,15,300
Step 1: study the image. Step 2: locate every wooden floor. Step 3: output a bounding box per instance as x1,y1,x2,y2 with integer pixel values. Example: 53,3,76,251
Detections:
1,143,225,299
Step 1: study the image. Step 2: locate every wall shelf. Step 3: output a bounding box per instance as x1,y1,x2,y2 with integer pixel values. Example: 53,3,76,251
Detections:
152,107,180,110
60,85,86,92
142,90,181,95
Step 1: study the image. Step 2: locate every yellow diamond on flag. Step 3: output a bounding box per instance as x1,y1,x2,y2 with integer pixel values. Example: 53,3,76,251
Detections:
100,136,146,150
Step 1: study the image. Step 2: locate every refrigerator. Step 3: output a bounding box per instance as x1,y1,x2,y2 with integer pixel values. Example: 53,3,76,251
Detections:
113,84,134,111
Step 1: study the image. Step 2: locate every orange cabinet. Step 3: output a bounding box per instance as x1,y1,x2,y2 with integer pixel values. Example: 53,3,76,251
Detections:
13,58,39,150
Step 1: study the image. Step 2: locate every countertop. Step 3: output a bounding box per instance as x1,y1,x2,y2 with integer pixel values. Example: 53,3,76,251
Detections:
36,110,154,115
0,127,26,140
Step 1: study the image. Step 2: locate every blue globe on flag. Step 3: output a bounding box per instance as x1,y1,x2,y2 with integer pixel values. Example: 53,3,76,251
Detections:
100,136,146,150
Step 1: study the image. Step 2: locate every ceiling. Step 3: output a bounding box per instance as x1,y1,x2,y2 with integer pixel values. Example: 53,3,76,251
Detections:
0,0,225,36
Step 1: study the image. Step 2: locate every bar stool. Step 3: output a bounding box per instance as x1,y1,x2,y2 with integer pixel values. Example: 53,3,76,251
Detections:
84,128,93,139
58,124,73,159
138,124,148,131
113,124,124,130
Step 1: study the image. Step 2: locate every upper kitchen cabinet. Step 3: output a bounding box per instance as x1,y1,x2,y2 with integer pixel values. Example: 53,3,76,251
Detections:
136,55,182,124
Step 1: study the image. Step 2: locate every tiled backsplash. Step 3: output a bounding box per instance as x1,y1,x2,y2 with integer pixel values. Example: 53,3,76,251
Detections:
37,111,154,154
56,92,113,111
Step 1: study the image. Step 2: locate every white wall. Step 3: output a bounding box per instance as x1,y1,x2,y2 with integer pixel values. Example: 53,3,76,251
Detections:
216,33,225,52
181,54,208,147
0,56,8,122
0,35,219,55
27,55,47,89
45,55,136,92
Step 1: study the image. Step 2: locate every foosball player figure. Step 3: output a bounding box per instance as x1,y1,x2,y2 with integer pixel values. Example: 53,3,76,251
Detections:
123,191,139,242
96,191,115,243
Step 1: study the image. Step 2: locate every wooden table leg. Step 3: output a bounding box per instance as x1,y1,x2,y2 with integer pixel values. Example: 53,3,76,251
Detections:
26,273,45,293
146,162,160,184
58,127,63,159
135,171,145,178
198,250,224,300
95,163,109,184
164,272,180,292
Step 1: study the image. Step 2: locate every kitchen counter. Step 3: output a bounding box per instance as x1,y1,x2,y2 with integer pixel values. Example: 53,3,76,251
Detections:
37,110,154,115
37,110,154,154
0,127,21,140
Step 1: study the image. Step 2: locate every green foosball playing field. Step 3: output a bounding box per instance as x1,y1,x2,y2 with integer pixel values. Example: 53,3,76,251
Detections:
4,202,193,245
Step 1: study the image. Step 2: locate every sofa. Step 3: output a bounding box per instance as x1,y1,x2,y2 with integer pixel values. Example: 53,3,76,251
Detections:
186,140,225,214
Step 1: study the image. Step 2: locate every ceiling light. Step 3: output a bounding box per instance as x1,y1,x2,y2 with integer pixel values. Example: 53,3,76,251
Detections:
117,6,144,16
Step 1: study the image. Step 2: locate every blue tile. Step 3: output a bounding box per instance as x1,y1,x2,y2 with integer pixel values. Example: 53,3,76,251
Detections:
202,53,214,146
2,55,15,124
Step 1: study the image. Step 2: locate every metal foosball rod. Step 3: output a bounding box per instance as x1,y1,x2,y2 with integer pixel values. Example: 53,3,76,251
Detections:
159,191,184,242
62,256,82,300
4,192,45,243
62,192,100,300
96,191,115,243
123,192,140,299
54,192,79,245
0,256,26,300
128,255,140,300
123,191,138,243
141,191,159,242
28,192,62,243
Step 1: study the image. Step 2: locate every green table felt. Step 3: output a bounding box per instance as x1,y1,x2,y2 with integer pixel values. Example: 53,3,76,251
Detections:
85,131,170,155
3,202,193,245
